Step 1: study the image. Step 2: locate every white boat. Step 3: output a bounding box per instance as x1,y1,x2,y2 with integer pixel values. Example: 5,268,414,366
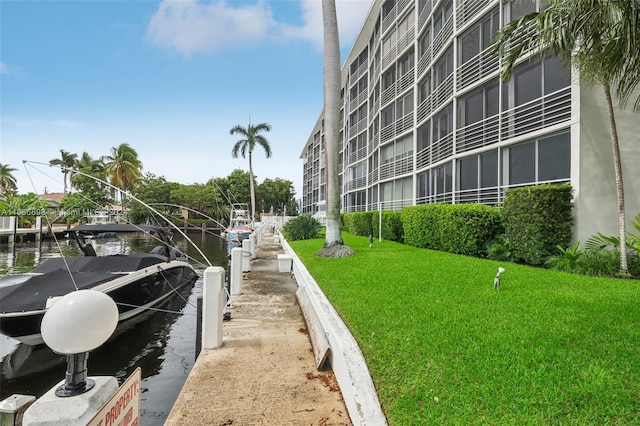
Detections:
225,203,252,246
0,223,198,345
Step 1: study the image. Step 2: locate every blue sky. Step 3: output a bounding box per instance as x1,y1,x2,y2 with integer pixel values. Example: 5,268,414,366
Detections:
0,0,373,198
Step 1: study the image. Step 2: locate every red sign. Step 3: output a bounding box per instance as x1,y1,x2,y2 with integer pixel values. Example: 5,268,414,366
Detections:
88,367,141,426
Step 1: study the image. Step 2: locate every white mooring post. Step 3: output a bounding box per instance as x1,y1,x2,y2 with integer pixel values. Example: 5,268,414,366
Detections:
241,239,251,272
230,247,243,295
250,232,257,259
202,266,225,349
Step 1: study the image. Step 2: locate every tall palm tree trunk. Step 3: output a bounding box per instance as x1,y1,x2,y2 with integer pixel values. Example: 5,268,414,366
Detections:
249,151,256,225
322,0,342,246
603,81,628,274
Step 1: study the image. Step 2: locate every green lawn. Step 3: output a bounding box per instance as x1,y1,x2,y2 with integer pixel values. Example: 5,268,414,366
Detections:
289,233,640,425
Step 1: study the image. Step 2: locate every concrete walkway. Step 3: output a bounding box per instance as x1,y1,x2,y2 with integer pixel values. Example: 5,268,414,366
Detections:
165,231,352,425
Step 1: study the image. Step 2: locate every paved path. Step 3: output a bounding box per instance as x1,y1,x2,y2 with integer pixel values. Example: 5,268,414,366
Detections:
165,231,352,425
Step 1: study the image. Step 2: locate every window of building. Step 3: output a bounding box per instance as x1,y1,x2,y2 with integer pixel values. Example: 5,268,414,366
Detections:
435,162,452,195
398,9,415,39
434,46,453,86
382,104,395,126
509,141,535,184
506,132,570,185
457,79,499,127
396,91,414,118
382,28,397,57
458,150,499,191
417,170,430,200
398,50,415,77
382,0,395,19
433,0,453,36
510,0,536,21
538,133,570,180
419,28,431,58
383,67,396,90
511,57,570,107
459,7,499,64
418,74,431,103
433,104,453,141
515,62,542,106
396,134,414,159
480,150,498,187
459,156,479,190
381,142,394,164
417,120,431,151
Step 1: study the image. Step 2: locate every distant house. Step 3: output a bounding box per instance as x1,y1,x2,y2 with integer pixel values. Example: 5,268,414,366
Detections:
37,192,65,208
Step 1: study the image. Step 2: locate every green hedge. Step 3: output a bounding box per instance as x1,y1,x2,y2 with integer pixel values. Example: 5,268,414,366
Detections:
371,211,404,243
343,211,374,237
402,204,502,257
503,184,573,266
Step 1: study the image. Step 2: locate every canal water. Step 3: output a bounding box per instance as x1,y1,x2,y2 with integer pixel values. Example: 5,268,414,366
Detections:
0,229,229,425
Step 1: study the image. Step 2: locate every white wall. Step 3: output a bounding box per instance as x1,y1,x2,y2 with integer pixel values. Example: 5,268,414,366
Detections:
575,84,640,244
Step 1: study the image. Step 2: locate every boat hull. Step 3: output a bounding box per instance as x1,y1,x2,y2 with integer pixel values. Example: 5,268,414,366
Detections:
0,263,197,346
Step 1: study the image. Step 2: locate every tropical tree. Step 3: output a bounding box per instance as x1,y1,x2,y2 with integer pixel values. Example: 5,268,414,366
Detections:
0,163,18,196
71,152,110,205
49,149,77,194
103,143,143,202
317,0,354,258
492,0,640,274
256,178,296,215
230,122,272,223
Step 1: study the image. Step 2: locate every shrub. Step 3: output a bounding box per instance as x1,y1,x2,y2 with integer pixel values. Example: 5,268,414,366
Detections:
402,205,445,250
486,235,514,262
281,214,322,241
343,212,374,236
402,204,502,257
438,203,503,257
371,210,404,243
545,241,582,272
502,184,573,266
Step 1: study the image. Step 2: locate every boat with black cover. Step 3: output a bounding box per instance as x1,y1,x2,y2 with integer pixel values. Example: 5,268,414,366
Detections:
0,223,198,346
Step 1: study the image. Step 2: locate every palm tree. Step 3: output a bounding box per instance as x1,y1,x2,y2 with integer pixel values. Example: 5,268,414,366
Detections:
49,149,77,194
0,163,18,196
230,122,272,222
72,152,109,202
492,0,640,275
317,0,354,258
103,143,143,201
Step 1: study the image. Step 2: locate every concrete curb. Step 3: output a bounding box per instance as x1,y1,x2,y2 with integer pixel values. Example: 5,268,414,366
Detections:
280,235,388,426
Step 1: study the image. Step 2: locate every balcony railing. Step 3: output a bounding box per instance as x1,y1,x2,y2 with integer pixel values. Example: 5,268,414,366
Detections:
456,47,499,91
432,132,453,163
418,1,432,33
347,145,368,165
456,0,488,30
417,96,432,124
432,73,453,108
345,176,367,191
379,154,414,180
456,114,500,153
455,186,501,205
501,87,572,140
432,16,453,59
381,113,415,144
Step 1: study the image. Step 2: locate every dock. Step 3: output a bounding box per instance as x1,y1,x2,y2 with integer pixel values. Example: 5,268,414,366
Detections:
165,230,352,425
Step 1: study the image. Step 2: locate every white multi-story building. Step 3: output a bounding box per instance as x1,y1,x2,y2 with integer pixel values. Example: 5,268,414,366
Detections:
300,0,639,243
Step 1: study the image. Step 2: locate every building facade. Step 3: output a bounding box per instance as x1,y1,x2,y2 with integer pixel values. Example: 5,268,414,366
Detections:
300,0,640,243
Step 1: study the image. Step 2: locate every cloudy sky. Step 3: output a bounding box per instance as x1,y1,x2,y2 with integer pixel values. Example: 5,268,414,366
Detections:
0,0,374,198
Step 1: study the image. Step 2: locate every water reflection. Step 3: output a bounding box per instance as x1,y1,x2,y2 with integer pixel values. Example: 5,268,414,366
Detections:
0,229,228,424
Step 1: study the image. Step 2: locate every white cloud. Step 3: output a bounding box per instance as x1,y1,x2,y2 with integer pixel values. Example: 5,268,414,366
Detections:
145,0,276,57
145,0,373,56
0,61,25,77
1,117,82,128
279,0,373,50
